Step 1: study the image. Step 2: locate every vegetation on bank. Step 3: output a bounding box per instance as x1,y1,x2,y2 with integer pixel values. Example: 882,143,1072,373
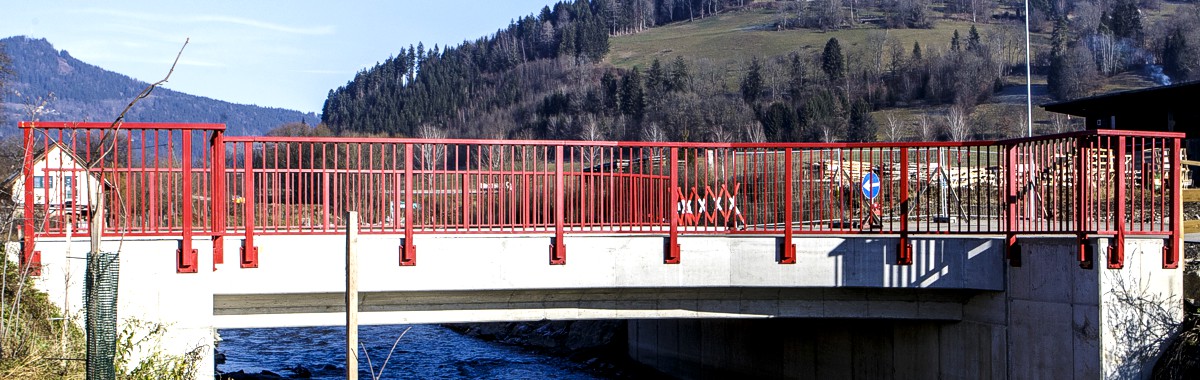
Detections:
319,0,1198,146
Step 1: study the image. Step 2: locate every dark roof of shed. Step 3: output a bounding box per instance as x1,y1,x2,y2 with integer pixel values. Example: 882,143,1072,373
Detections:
1041,80,1200,118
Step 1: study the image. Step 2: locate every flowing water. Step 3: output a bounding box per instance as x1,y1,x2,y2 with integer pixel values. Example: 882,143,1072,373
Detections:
216,324,608,379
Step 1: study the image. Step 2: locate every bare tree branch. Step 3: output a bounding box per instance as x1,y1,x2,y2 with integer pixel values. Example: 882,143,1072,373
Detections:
111,38,189,130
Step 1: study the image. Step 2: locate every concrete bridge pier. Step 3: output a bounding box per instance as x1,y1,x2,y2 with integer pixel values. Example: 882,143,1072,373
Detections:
626,237,1183,379
12,238,218,377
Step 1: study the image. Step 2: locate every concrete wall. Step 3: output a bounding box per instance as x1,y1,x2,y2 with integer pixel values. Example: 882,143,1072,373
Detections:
22,233,1003,379
627,237,1183,380
210,234,1004,327
19,238,216,378
628,317,1005,380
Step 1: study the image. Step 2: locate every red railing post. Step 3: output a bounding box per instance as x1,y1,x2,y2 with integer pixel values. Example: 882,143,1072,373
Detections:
462,172,470,230
898,147,912,265
550,145,566,264
400,143,416,266
211,130,226,269
241,141,258,268
177,132,198,273
20,124,39,276
665,147,680,264
1109,135,1127,269
1167,136,1182,269
780,148,796,264
1076,135,1093,268
1005,142,1021,266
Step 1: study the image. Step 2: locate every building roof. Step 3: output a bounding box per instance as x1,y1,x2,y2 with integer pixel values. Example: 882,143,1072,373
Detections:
1042,80,1200,117
1,142,107,189
1041,80,1200,134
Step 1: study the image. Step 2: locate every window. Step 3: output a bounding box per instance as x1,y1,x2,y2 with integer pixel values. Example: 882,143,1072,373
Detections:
63,176,73,198
33,176,53,189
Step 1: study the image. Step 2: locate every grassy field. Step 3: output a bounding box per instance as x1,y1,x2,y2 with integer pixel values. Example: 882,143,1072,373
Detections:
608,7,1030,72
607,3,1174,139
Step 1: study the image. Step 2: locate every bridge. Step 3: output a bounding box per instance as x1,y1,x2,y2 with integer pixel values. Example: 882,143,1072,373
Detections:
11,121,1186,379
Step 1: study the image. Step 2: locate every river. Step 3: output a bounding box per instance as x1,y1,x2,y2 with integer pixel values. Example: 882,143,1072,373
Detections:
215,324,611,379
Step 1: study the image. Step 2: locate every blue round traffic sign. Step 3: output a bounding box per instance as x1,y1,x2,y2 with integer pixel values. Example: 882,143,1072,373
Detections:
861,173,880,199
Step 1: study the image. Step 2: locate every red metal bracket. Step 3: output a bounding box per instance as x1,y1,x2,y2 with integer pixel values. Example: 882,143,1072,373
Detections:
779,238,796,264
549,237,566,265
23,249,41,276
177,244,198,273
1078,235,1093,269
1163,241,1178,269
400,239,417,266
240,241,259,268
663,237,680,264
213,236,224,269
897,237,913,266
1107,236,1125,269
1007,239,1022,267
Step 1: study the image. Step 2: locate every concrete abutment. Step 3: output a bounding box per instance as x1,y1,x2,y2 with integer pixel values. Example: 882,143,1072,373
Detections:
626,237,1183,379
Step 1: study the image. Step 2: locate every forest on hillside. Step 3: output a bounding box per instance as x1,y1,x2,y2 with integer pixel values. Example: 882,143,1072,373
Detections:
318,0,1199,143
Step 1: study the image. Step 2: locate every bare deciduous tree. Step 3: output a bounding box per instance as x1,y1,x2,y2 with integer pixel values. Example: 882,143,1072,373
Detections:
944,105,971,141
883,111,904,142
415,124,448,171
743,122,767,143
918,111,935,141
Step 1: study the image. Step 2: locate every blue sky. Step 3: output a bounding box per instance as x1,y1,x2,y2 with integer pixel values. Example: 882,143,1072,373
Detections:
1,1,559,114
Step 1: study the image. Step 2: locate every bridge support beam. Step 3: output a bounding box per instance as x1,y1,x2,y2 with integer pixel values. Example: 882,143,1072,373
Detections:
240,142,258,268
897,148,912,266
665,148,680,264
550,145,566,265
400,143,416,266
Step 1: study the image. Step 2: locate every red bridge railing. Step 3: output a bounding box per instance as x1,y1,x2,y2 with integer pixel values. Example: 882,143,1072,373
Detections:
16,122,1183,273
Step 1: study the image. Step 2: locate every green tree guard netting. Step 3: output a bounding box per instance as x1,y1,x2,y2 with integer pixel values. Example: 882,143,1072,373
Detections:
85,251,118,380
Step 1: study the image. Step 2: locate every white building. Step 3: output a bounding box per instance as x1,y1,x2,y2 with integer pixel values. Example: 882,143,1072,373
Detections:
4,142,108,213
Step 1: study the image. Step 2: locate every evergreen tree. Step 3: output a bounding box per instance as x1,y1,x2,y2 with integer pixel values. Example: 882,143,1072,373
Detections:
601,70,620,112
668,56,690,92
619,67,645,121
821,38,845,81
1163,28,1195,82
787,53,809,102
760,102,797,142
741,57,764,104
847,100,877,142
1106,0,1143,42
912,41,923,61
950,30,961,51
967,25,982,51
646,58,667,103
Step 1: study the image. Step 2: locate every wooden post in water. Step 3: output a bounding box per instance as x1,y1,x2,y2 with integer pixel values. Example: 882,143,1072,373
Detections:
345,211,359,380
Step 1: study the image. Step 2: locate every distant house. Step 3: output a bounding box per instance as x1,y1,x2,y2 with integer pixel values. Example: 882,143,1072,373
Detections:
3,142,108,211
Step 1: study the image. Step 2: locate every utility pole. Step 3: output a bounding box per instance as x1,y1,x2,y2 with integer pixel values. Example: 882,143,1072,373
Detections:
345,211,359,380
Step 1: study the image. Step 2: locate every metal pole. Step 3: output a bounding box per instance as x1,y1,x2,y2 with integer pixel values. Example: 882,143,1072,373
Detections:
1025,0,1033,137
345,211,359,380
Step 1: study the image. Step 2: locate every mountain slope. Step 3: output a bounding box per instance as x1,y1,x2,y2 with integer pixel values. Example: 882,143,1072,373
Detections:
1,36,317,136
320,0,1187,143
